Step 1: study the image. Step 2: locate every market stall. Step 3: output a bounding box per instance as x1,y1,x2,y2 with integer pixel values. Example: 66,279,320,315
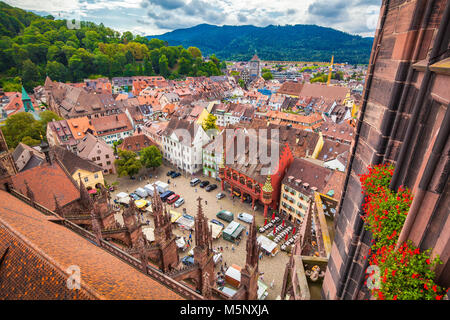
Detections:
223,221,245,243
208,221,224,239
176,215,195,230
170,210,182,223
257,235,279,256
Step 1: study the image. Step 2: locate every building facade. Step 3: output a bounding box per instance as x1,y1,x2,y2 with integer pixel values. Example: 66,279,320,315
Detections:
162,118,210,174
322,0,450,300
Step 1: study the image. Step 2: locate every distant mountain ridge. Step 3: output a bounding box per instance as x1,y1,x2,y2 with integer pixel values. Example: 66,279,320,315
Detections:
147,24,374,64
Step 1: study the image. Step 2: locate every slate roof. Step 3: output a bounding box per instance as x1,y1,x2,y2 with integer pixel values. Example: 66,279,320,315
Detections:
51,145,103,176
0,190,183,300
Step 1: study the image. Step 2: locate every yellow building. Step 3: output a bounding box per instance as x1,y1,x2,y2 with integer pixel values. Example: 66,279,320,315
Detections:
51,145,104,190
74,168,104,190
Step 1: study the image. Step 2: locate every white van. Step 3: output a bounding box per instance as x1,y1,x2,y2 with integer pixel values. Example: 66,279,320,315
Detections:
155,181,169,194
144,184,156,197
135,187,148,198
237,212,254,224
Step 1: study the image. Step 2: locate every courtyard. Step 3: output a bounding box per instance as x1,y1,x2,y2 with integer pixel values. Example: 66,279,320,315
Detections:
105,164,291,300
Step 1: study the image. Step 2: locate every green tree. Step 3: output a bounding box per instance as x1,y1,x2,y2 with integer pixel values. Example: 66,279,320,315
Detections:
178,57,191,75
187,46,202,59
262,71,273,80
112,139,123,154
158,54,169,77
140,145,162,170
2,112,40,148
21,135,40,146
38,110,63,136
45,60,67,82
202,113,218,131
115,149,142,178
21,59,40,91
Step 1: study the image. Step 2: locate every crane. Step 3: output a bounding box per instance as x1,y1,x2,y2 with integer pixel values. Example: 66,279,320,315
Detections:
326,55,334,86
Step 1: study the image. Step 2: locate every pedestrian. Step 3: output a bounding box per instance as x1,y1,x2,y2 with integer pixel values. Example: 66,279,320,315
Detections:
205,200,207,205
270,279,275,289
260,274,264,282
195,188,197,193
174,183,176,187
226,245,229,250
259,252,263,260
231,245,235,252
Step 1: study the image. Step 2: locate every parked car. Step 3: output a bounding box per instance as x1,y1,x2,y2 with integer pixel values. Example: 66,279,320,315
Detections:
171,172,181,178
181,255,194,266
238,212,254,224
160,190,174,202
190,178,201,186
205,184,217,192
174,197,185,208
216,210,234,222
129,193,141,200
167,170,176,176
199,180,210,188
211,219,225,228
216,193,226,200
167,194,180,204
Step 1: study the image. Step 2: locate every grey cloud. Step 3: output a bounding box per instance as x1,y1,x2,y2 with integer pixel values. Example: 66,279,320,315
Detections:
237,13,247,23
286,9,296,15
147,0,185,10
308,0,348,19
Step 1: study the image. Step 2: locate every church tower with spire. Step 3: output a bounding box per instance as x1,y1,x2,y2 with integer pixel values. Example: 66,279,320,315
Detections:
236,214,260,300
151,186,179,272
193,197,215,288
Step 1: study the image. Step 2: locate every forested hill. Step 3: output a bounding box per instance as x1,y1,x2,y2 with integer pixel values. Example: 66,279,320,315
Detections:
0,1,224,92
148,24,374,64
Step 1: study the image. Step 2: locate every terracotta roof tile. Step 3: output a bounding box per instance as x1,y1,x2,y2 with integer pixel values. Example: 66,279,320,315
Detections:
0,190,183,300
11,162,80,211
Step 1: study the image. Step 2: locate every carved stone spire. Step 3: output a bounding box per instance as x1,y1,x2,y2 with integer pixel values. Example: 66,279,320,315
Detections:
194,197,211,251
152,184,164,224
53,194,64,217
24,180,35,204
90,208,103,245
245,213,260,268
202,272,212,299
78,173,92,209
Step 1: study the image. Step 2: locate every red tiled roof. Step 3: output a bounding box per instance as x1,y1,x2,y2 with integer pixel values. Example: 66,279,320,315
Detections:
0,190,184,300
119,134,157,152
11,162,80,211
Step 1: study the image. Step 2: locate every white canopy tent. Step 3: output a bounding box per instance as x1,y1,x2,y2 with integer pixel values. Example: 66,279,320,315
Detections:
257,235,278,255
118,196,131,204
116,192,128,199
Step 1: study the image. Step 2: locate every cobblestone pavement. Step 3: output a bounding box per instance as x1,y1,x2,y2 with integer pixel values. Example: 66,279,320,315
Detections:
105,164,290,300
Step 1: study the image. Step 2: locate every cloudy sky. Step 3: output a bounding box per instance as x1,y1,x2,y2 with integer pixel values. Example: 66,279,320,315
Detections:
6,0,382,37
